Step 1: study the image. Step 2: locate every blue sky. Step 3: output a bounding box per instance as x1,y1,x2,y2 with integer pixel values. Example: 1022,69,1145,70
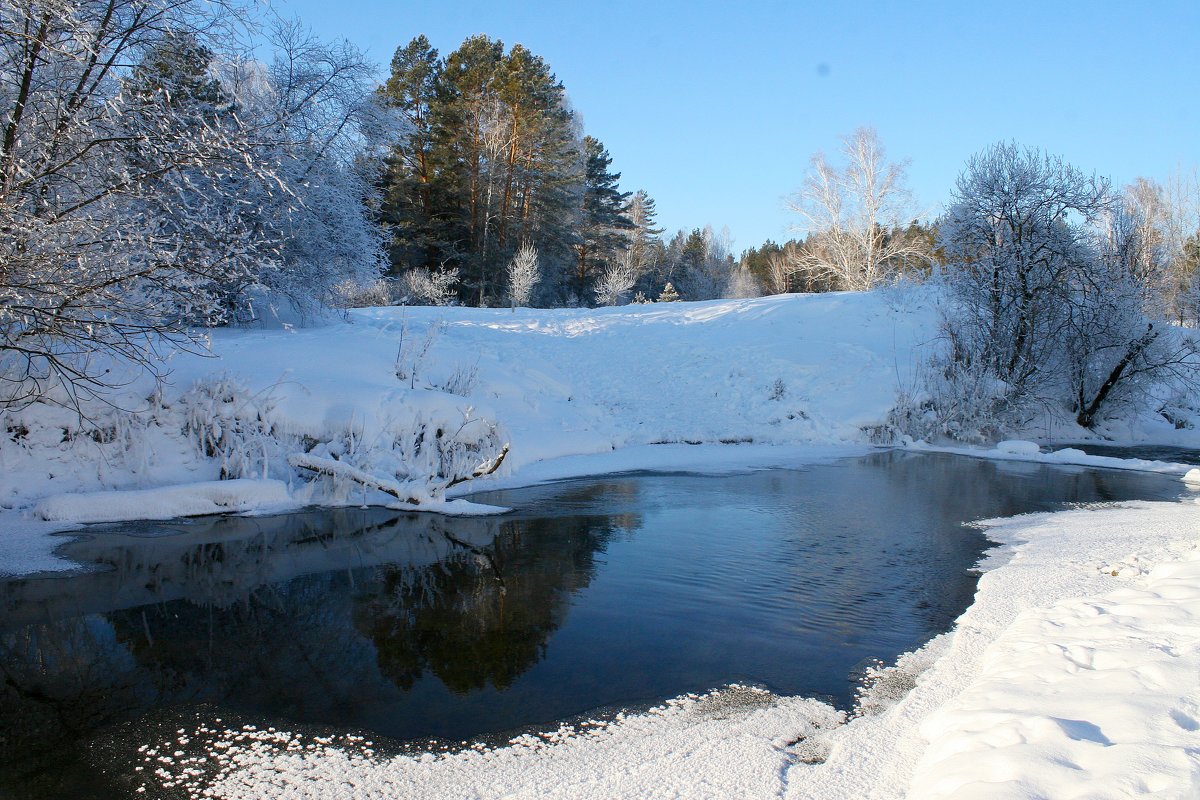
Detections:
276,0,1199,254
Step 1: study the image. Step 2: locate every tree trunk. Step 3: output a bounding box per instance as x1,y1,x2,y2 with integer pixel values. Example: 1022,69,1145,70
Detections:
1076,324,1156,428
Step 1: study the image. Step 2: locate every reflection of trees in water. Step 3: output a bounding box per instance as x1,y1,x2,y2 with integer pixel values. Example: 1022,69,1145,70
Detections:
0,504,630,792
0,617,142,782
356,515,621,694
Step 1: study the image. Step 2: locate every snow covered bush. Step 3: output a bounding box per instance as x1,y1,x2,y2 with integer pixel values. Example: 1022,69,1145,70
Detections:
179,376,282,481
291,400,507,506
400,268,460,306
334,278,402,308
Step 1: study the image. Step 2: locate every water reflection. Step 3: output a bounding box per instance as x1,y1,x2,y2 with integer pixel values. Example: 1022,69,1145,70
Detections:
0,451,1185,799
1,508,630,795
356,517,615,694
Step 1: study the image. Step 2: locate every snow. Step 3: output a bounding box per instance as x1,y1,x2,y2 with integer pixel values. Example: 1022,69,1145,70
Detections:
1,291,933,574
4,290,1200,796
34,479,295,524
910,440,1199,482
996,439,1041,456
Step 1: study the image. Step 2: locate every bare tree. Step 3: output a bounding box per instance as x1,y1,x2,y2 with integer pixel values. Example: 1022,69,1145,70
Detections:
761,242,803,294
787,127,927,290
506,242,540,308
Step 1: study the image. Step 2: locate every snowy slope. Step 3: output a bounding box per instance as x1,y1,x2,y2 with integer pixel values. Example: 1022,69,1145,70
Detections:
0,291,935,573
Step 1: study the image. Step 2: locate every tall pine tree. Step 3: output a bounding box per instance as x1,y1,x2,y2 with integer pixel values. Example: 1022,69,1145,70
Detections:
573,136,631,297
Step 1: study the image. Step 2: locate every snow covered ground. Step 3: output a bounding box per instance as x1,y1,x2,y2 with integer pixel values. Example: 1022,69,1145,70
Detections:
1,291,940,574
4,290,1200,797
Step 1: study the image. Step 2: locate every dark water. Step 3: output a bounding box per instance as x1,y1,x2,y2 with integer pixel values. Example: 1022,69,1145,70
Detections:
1064,443,1200,466
0,451,1185,798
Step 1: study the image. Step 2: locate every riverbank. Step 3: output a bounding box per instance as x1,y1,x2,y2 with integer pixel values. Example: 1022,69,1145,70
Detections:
3,291,1200,798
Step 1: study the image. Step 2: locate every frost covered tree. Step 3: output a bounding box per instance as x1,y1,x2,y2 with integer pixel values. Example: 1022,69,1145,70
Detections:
594,251,637,306
932,143,1199,434
724,264,761,299
0,0,271,407
624,189,664,278
573,136,632,297
788,127,928,290
0,0,384,407
251,19,386,314
507,242,540,307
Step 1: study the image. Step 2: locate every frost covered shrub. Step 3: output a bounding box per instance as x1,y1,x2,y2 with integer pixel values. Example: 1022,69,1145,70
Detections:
333,278,401,308
179,376,282,480
399,267,459,306
435,362,479,397
296,402,506,504
392,408,504,489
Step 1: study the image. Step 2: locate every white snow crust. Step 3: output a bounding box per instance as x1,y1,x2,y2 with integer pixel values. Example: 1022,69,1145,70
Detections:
34,479,295,524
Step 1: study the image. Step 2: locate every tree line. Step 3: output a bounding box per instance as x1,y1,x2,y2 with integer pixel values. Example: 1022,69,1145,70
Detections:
373,34,760,308
3,0,1199,432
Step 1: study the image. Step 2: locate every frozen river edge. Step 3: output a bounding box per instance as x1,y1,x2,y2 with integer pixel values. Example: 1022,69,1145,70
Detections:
120,453,1199,799
4,293,1199,796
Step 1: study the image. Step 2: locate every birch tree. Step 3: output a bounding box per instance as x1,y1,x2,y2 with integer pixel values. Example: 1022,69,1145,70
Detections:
506,242,539,308
788,127,927,290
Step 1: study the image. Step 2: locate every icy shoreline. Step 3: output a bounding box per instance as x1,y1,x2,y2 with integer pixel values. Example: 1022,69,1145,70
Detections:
126,497,1200,799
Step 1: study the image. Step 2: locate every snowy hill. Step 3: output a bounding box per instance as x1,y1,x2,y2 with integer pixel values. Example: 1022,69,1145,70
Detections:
1,291,932,530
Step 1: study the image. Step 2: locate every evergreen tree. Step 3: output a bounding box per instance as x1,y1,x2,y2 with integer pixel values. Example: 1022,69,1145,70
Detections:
432,34,506,302
625,189,665,284
573,136,632,296
378,36,443,273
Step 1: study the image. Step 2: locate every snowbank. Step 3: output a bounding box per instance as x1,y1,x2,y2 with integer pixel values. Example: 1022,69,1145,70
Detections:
911,439,1199,483
34,479,295,524
790,501,1200,799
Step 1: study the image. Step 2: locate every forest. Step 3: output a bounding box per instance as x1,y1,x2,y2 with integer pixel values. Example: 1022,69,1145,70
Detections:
2,0,1199,436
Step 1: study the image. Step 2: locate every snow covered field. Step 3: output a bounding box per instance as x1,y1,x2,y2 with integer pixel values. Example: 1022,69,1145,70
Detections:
3,290,1200,797
1,291,940,573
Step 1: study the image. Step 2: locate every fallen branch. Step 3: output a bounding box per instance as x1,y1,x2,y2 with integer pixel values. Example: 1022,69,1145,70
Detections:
289,453,421,504
445,443,510,488
288,443,510,505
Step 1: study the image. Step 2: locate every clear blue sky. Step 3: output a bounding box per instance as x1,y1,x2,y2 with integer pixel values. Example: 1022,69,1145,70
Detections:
275,0,1199,254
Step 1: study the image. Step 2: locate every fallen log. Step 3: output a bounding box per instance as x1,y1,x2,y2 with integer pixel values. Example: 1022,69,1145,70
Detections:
288,444,510,506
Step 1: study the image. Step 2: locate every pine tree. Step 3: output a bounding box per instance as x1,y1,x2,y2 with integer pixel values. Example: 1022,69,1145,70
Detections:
659,281,680,302
626,189,664,279
573,136,632,297
378,36,443,273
